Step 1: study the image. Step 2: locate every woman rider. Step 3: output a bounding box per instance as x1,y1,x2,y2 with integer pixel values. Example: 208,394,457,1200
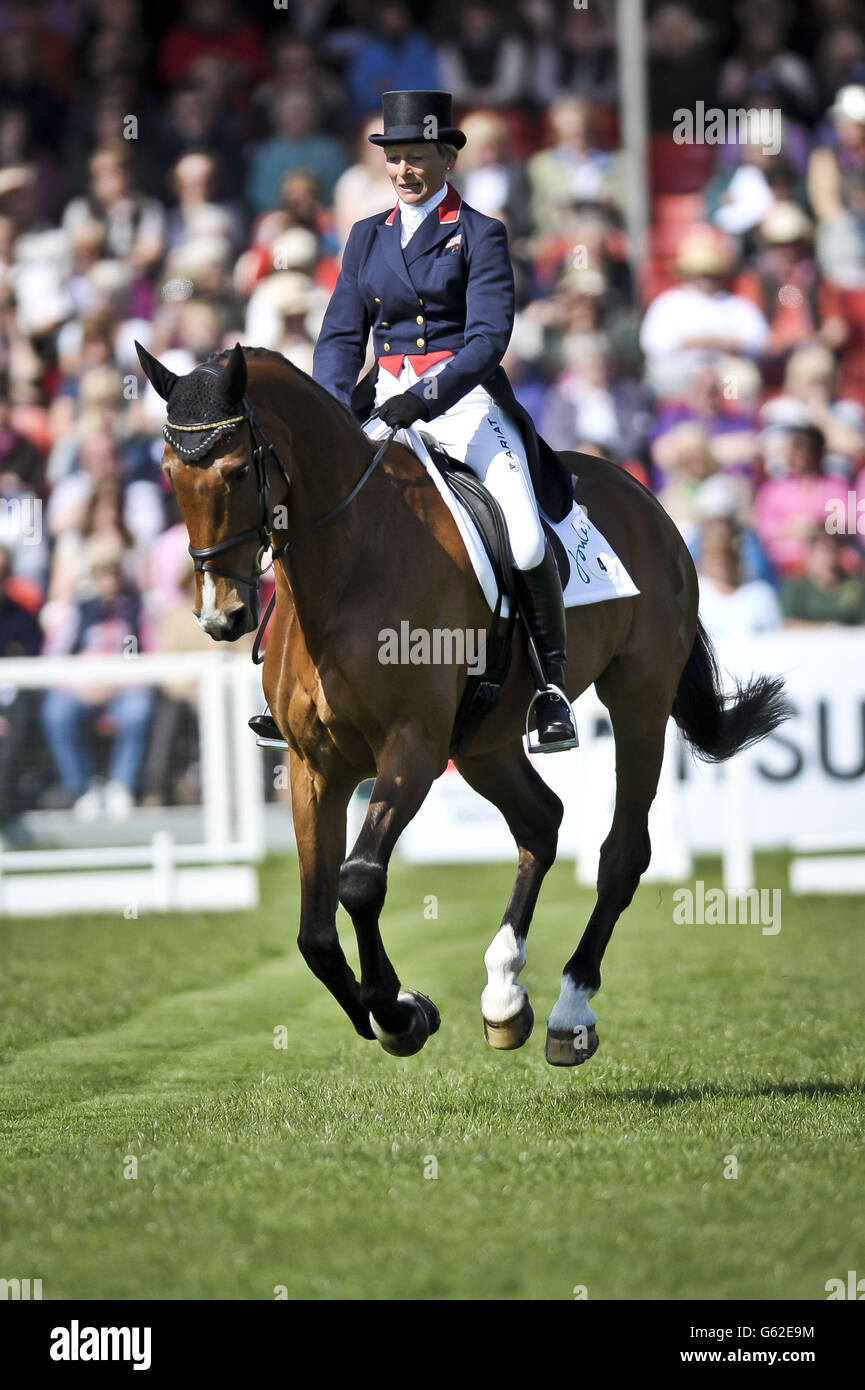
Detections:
313,90,578,750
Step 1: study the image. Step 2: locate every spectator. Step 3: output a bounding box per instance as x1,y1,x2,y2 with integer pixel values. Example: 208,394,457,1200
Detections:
709,119,807,238
527,97,617,234
48,475,138,604
647,3,718,133
246,89,350,214
438,1,528,109
0,383,42,492
0,542,41,831
759,342,865,474
541,332,648,462
651,358,761,484
735,202,819,369
45,421,165,558
332,116,397,247
41,536,155,820
244,271,318,367
782,528,865,624
346,2,440,118
140,558,253,804
155,80,248,199
691,472,777,585
655,422,722,549
158,0,264,89
815,24,865,110
754,424,845,575
251,33,347,136
165,153,243,255
528,0,617,109
62,144,165,274
697,518,783,640
640,230,770,397
717,12,818,123
809,84,865,287
451,110,532,240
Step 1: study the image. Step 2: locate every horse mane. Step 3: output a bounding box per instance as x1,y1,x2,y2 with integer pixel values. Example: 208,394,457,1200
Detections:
205,345,359,427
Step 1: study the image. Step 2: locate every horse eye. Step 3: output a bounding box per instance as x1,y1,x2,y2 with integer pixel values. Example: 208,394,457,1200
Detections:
232,463,250,483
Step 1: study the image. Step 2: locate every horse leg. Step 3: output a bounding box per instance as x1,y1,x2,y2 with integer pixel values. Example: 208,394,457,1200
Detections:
546,666,669,1066
454,745,563,1050
339,731,444,1057
290,751,374,1039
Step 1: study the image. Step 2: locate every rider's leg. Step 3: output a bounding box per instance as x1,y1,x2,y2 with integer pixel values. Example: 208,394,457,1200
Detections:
426,394,578,750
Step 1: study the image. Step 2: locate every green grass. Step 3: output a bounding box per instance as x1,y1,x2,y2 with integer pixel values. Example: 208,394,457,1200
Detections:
0,852,862,1300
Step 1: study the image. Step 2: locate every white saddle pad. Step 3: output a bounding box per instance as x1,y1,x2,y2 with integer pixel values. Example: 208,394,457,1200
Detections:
363,420,640,613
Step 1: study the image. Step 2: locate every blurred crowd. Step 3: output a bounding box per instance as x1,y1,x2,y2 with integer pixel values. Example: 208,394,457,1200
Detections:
2,0,865,820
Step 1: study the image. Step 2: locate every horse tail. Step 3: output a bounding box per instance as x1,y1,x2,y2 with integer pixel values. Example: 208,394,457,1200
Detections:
671,619,791,763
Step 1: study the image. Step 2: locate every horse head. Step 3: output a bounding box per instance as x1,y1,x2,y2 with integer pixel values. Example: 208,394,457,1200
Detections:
137,341,278,641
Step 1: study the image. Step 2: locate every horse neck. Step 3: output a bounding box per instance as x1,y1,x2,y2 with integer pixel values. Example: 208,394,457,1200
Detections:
259,367,376,626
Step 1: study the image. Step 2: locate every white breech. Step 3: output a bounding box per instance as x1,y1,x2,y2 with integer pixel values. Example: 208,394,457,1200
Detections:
373,359,547,571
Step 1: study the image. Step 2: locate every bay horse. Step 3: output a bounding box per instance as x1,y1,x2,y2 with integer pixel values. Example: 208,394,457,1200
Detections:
137,342,789,1066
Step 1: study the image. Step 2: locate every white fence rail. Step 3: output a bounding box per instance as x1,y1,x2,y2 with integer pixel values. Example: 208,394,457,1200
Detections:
0,651,269,914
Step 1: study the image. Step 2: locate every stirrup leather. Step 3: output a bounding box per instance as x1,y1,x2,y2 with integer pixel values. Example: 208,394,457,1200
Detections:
525,684,579,754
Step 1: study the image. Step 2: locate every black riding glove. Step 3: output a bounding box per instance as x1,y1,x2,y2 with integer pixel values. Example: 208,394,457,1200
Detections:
372,392,430,430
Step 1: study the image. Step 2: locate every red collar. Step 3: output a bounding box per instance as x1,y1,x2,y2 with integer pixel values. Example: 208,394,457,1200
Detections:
385,186,462,226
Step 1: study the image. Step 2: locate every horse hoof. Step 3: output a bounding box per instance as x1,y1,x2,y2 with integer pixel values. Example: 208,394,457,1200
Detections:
370,989,439,1057
407,988,441,1036
545,1023,599,1067
483,998,534,1050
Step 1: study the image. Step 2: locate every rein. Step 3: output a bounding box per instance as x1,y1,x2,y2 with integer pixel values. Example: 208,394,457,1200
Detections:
186,396,395,665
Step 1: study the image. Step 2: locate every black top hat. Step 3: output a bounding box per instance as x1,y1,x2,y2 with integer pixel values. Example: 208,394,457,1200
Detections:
368,90,466,149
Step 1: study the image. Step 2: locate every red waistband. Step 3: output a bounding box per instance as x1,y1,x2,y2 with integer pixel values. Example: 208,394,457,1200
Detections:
377,349,454,376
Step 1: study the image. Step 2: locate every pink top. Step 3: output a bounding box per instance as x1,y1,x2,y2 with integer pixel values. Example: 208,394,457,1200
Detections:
753,473,845,574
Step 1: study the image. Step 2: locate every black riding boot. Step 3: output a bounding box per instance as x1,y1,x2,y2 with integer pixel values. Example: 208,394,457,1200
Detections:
515,540,579,751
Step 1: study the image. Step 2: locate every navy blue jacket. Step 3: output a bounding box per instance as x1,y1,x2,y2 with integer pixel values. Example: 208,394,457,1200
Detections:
313,187,572,519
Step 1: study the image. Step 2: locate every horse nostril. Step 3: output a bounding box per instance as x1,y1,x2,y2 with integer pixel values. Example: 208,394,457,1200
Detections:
225,606,252,639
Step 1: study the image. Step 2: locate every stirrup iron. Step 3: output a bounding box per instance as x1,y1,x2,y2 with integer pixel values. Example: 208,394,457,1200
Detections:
249,711,290,750
525,684,579,754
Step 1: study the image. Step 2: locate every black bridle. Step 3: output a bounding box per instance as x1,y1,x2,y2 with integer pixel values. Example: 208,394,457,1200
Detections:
187,396,289,591
185,395,395,664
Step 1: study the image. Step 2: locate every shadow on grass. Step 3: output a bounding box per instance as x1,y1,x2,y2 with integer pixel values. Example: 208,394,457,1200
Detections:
592,1080,864,1106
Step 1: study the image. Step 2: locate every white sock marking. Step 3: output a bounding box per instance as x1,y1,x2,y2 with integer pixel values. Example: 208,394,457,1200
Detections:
547,976,597,1033
481,923,528,1023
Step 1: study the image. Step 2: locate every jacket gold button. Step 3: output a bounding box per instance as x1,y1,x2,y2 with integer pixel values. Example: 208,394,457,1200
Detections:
418,297,424,305
416,337,425,347
383,343,390,351
374,297,381,303
416,315,424,324
381,322,390,328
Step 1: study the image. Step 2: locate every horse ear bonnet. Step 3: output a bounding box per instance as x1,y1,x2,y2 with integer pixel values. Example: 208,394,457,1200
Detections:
163,348,248,462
